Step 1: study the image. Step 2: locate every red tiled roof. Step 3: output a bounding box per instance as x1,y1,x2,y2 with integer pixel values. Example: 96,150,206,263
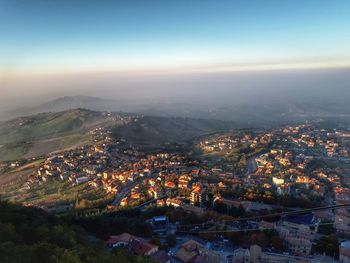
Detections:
130,239,158,256
105,232,137,246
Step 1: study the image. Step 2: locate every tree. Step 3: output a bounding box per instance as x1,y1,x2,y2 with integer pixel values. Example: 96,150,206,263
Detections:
0,202,152,263
0,223,16,243
316,235,339,258
31,243,81,263
318,222,336,235
150,236,161,246
226,232,242,246
166,234,176,247
250,232,269,248
270,235,284,251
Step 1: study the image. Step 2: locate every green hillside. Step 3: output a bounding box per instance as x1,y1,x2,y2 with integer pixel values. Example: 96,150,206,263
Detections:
112,116,235,150
0,109,235,160
0,109,103,144
0,109,111,161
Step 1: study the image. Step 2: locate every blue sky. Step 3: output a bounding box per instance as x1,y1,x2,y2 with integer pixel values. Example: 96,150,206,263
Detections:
1,0,350,76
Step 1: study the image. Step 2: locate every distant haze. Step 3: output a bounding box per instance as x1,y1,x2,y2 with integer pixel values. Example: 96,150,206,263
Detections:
1,0,350,123
1,68,350,126
1,67,349,103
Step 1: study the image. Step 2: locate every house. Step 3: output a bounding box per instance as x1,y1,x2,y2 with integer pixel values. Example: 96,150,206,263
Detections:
75,176,89,184
120,197,132,207
106,233,136,248
165,181,176,189
190,185,206,206
130,239,158,256
277,220,314,241
232,245,319,263
277,213,319,240
151,216,169,232
106,232,158,256
335,208,350,235
232,247,250,263
272,177,284,186
284,237,312,256
148,187,163,199
178,175,190,189
166,198,182,207
176,240,220,263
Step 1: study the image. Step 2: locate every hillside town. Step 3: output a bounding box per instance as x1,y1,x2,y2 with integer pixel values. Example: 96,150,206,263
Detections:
1,121,350,263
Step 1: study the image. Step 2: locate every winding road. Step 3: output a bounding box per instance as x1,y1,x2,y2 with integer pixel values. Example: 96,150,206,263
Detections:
111,172,159,207
245,156,258,176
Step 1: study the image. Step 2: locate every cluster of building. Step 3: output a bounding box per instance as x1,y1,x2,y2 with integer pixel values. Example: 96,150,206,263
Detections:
199,133,257,153
282,124,350,158
249,149,325,198
199,132,273,156
105,223,346,263
8,120,350,262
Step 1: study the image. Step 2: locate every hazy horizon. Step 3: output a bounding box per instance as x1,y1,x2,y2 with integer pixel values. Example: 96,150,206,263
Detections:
1,0,350,122
1,67,350,108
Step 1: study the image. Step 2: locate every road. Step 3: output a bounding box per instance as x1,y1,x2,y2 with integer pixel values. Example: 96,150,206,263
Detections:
111,179,141,206
136,195,167,209
245,156,258,176
111,172,159,207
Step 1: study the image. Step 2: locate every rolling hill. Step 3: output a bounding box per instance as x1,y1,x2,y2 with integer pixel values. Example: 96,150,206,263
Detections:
0,109,114,161
4,95,350,129
0,109,107,144
0,96,124,121
0,108,236,160
112,115,235,150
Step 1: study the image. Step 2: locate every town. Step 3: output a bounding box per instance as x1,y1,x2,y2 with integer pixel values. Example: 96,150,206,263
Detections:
1,120,350,263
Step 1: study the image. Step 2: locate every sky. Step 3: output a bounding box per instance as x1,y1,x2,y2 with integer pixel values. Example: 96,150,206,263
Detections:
1,0,350,75
0,0,350,108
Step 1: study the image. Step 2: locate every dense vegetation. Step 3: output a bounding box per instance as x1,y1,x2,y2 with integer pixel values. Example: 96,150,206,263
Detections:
0,202,153,263
70,209,154,240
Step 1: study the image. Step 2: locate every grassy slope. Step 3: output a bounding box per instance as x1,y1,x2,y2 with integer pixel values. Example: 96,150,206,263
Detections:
0,109,102,144
0,109,109,161
0,159,43,194
0,109,236,159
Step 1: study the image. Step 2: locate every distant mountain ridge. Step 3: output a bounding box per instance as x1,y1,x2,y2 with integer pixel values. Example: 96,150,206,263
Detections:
2,95,350,127
0,96,124,120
